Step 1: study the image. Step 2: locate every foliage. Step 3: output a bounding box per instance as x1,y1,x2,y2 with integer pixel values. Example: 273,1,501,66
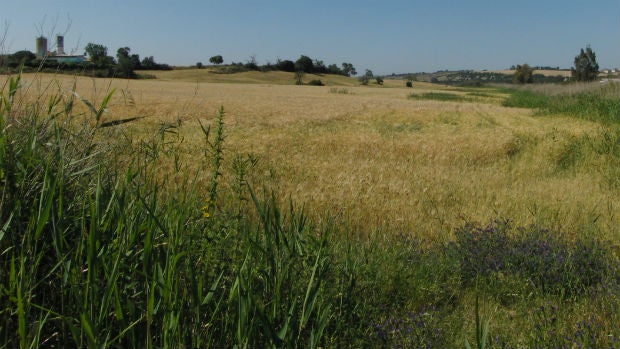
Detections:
115,46,138,78
6,50,37,67
502,83,620,123
84,42,108,61
450,219,614,296
276,59,296,72
209,55,224,65
139,56,171,71
295,70,305,85
513,64,534,84
329,87,351,94
341,62,357,77
295,55,315,73
572,46,599,82
409,92,468,102
358,70,372,85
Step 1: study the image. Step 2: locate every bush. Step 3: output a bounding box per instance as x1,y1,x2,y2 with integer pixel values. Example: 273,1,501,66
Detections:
513,64,534,84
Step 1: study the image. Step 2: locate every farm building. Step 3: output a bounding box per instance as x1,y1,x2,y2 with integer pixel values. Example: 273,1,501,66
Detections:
36,35,87,63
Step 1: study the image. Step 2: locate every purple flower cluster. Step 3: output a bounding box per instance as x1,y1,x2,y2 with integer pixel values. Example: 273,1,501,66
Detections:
371,306,443,349
531,305,619,348
452,220,613,295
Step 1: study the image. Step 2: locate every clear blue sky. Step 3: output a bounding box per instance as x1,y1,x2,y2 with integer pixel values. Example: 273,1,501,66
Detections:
2,1,619,75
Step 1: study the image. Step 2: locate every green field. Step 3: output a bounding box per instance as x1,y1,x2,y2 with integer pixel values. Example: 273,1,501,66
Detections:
1,70,620,348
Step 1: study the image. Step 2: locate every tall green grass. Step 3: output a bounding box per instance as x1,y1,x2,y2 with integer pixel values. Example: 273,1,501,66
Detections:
0,72,332,348
502,82,620,123
1,72,620,348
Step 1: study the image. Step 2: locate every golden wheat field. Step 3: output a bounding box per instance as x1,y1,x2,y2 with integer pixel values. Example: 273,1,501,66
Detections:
13,70,620,241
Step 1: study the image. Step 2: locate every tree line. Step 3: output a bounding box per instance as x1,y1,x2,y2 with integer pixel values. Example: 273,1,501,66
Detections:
0,42,171,78
198,54,358,77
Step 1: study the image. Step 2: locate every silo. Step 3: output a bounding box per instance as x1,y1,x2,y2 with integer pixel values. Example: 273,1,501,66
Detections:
56,35,65,55
36,36,48,58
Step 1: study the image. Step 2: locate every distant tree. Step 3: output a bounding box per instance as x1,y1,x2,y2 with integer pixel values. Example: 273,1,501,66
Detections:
327,63,342,75
295,55,314,73
276,59,296,72
341,62,357,77
85,43,112,67
244,55,259,70
141,56,156,69
117,47,130,60
9,50,36,67
294,70,305,85
571,46,599,82
314,59,327,74
196,62,203,69
513,64,534,84
359,69,373,85
209,55,223,65
116,47,137,78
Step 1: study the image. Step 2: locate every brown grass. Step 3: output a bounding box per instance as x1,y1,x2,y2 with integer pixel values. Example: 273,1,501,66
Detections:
12,72,620,241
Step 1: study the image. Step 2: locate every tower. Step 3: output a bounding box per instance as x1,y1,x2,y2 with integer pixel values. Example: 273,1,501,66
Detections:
36,36,48,58
56,35,65,55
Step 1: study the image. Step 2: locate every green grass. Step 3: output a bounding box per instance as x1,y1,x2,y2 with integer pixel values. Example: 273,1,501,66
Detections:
2,71,620,348
502,83,620,123
409,92,469,102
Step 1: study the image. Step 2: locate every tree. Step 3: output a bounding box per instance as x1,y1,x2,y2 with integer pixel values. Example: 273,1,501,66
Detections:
513,64,534,84
85,43,108,63
141,56,156,69
294,70,305,85
341,62,356,77
196,62,203,69
572,46,599,82
116,47,137,78
209,55,223,65
327,64,342,75
314,59,327,74
276,59,296,72
9,50,36,67
359,69,373,85
295,55,314,73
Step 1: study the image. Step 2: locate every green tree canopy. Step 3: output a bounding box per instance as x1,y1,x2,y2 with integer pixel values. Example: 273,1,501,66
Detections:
513,64,534,84
295,55,314,73
572,46,599,82
9,50,36,67
115,47,137,78
341,62,357,77
85,43,108,62
209,55,224,65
